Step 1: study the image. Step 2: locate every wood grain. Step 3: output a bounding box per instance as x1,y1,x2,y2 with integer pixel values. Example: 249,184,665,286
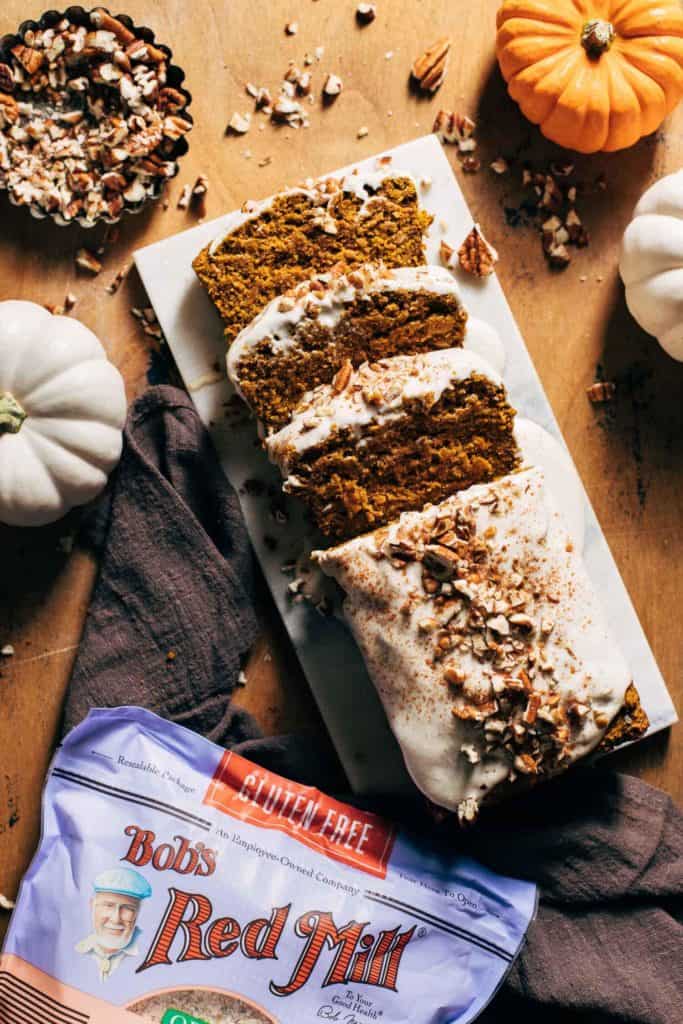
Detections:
0,0,681,936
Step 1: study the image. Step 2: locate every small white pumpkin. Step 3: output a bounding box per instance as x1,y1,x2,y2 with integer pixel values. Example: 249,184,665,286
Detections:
620,170,683,362
0,300,127,527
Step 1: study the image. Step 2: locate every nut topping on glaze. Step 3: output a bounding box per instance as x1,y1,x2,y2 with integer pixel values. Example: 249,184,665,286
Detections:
0,9,191,225
314,469,634,826
364,478,622,817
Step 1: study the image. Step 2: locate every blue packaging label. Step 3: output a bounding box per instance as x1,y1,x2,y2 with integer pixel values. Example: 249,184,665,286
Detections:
1,707,536,1023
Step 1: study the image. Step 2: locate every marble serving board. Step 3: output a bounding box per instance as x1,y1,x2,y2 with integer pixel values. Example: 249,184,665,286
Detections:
135,133,677,796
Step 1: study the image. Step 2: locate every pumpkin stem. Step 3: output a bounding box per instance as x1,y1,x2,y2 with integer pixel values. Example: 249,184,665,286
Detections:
581,19,616,58
0,392,26,435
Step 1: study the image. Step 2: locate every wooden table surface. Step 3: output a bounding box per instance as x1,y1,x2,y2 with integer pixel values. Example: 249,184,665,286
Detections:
1,0,681,932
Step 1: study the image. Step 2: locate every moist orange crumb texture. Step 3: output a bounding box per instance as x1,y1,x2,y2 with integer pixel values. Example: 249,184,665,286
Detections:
600,683,649,749
193,178,432,345
238,289,468,432
288,376,520,540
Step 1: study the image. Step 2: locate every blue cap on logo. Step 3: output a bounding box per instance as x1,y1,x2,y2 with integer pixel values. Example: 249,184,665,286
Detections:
93,867,152,900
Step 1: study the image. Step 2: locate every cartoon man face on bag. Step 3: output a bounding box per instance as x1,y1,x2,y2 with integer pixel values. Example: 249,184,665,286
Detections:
75,867,152,981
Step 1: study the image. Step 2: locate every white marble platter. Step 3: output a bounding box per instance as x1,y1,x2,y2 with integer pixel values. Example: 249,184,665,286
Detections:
135,134,677,796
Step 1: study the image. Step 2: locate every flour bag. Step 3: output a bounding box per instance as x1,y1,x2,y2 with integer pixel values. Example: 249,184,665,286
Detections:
1,706,536,1023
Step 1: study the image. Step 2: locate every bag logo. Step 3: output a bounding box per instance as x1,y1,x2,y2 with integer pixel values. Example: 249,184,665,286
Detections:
203,752,395,880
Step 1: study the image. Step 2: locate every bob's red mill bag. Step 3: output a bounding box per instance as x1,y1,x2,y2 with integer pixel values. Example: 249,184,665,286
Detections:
0,707,536,1023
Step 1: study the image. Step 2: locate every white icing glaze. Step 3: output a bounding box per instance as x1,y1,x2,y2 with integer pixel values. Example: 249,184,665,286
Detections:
462,317,505,376
227,265,506,401
208,168,419,255
315,468,631,815
266,348,504,476
514,418,585,552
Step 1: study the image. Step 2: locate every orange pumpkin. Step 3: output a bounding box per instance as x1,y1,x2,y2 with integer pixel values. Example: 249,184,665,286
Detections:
496,0,683,153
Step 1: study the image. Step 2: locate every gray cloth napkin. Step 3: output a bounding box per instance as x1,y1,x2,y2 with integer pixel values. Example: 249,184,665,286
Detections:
62,386,260,744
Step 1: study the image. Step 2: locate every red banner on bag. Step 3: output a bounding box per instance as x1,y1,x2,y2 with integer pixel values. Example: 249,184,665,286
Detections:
204,751,396,879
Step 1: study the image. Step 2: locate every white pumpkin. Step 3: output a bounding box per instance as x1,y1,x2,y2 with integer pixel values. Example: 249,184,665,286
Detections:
620,170,683,362
0,300,127,527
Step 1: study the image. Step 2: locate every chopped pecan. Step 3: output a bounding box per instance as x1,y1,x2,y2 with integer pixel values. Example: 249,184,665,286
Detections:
423,544,460,581
453,699,498,721
547,242,571,268
126,38,166,64
123,179,146,203
0,94,19,126
83,29,118,55
522,692,542,725
177,183,192,209
566,207,589,246
461,155,481,174
323,73,343,99
514,753,539,775
227,111,251,135
75,248,103,275
192,174,209,198
158,87,187,114
356,3,377,23
439,239,456,269
444,667,466,687
11,45,44,76
332,360,353,395
0,64,14,94
106,266,129,294
586,380,616,403
90,9,136,46
457,797,479,825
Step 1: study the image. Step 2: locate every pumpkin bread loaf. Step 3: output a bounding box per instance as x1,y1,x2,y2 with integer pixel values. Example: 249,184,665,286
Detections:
228,264,506,433
193,170,432,346
266,349,521,541
315,467,649,822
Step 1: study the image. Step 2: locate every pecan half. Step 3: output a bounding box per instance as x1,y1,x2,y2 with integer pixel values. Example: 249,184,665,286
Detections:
458,224,499,278
433,109,476,147
162,115,192,140
411,38,451,93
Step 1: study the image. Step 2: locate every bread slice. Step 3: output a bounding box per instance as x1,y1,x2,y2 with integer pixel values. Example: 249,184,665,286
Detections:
193,170,432,346
267,349,520,540
315,468,649,821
